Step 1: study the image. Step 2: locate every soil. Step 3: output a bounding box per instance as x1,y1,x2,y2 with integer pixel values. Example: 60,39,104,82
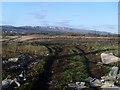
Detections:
30,44,116,90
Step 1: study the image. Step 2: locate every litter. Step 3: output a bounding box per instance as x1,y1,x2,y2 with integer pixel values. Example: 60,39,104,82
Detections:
68,82,86,89
2,71,27,90
8,58,18,62
101,53,120,64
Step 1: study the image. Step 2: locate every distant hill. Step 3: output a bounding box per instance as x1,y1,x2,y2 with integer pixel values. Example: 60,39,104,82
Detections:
1,25,112,35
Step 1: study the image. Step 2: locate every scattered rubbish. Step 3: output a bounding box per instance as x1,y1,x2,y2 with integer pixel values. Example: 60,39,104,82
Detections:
47,80,55,85
68,82,86,89
2,78,13,90
85,66,120,89
3,60,9,64
15,70,27,84
8,64,25,71
69,66,120,89
85,77,103,87
101,66,119,81
2,71,27,90
8,58,18,62
46,54,49,56
109,66,119,80
100,81,120,90
2,51,120,90
2,76,20,90
18,53,29,60
90,78,103,87
3,53,29,64
101,53,120,64
85,76,120,89
102,81,120,88
3,58,18,64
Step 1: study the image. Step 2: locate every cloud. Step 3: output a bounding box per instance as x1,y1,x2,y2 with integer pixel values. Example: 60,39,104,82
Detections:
55,20,72,27
41,20,48,23
1,19,15,25
90,25,118,34
93,25,118,30
30,10,47,20
40,20,49,26
57,20,71,24
2,20,9,24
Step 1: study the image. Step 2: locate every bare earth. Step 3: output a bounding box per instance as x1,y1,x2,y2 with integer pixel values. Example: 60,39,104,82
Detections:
2,34,119,42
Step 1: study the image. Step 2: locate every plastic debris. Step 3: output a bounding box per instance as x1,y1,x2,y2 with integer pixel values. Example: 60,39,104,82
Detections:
109,66,119,80
68,82,86,89
2,71,27,90
101,53,120,64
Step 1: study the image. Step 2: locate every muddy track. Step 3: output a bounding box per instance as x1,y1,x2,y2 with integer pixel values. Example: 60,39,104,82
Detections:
75,46,116,78
30,45,116,90
30,45,63,90
75,46,92,77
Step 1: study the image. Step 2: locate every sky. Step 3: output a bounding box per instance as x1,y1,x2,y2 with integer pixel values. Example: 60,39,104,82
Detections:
1,2,118,33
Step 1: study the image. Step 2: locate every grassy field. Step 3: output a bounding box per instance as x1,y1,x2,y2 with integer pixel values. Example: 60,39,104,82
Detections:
2,34,120,90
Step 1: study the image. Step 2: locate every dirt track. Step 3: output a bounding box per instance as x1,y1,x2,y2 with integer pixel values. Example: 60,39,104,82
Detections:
2,34,119,90
30,44,116,90
2,34,119,42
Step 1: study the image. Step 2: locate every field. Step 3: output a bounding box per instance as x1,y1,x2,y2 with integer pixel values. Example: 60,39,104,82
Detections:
2,34,120,90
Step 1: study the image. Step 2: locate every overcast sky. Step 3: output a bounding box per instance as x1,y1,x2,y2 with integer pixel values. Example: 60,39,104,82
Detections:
1,2,118,33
